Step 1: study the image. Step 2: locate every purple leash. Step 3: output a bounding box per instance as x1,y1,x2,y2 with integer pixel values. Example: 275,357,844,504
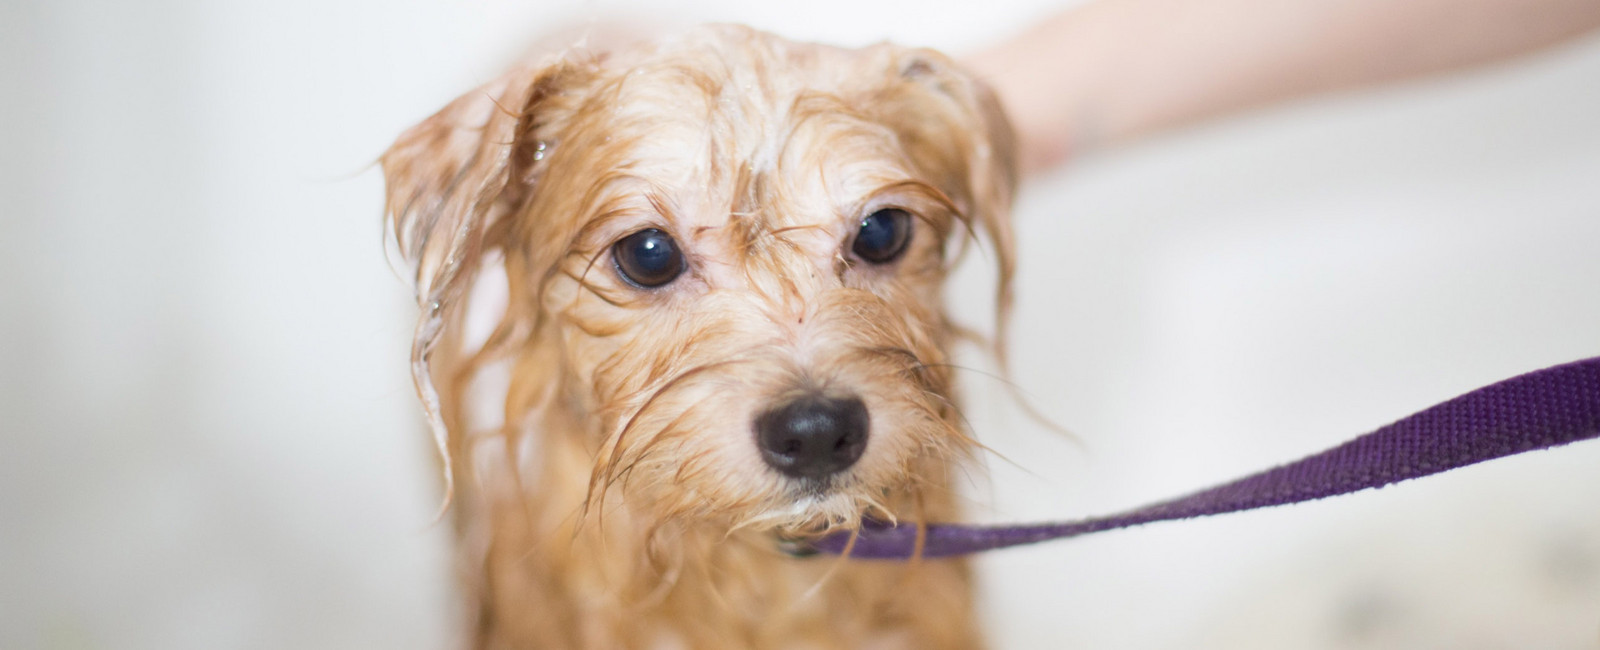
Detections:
807,356,1600,559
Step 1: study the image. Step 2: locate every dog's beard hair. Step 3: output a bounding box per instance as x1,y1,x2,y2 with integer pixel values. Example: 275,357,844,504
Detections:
570,297,971,537
386,24,1016,649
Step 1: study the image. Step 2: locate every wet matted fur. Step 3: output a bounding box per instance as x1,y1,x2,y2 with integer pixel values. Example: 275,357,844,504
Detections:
382,24,1016,649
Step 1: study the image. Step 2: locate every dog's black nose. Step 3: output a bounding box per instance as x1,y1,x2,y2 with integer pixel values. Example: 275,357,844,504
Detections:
755,394,869,479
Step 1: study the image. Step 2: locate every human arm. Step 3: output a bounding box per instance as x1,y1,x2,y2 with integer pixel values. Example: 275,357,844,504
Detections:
964,0,1600,175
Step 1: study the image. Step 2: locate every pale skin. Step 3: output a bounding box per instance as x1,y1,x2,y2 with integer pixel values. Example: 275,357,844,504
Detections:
964,0,1600,175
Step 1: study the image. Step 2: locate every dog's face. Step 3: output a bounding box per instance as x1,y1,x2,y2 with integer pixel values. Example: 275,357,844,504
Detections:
384,25,1014,537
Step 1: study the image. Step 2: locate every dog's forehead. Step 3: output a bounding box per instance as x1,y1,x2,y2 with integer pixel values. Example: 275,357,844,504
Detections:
592,31,914,235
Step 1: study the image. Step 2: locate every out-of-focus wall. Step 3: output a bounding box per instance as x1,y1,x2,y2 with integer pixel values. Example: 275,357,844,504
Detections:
1,1,1595,648
965,35,1600,648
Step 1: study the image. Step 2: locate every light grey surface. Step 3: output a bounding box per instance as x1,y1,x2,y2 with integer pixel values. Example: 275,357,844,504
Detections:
2,1,1596,648
961,37,1600,648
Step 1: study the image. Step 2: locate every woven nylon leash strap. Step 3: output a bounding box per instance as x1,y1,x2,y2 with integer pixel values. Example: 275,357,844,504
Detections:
806,356,1600,559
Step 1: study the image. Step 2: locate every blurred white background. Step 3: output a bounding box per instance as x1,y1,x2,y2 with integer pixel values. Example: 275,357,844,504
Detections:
2,1,1596,648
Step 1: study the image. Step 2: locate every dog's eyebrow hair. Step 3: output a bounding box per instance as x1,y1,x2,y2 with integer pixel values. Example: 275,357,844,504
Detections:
864,179,962,218
567,184,649,243
858,179,968,242
871,178,958,208
562,180,684,257
643,190,680,227
567,205,636,255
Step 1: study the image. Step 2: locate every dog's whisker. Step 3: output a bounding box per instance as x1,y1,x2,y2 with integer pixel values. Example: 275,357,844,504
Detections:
608,409,694,493
913,360,1082,446
908,360,1015,389
910,389,1035,477
842,345,1019,477
585,356,758,516
879,334,1080,449
848,347,982,427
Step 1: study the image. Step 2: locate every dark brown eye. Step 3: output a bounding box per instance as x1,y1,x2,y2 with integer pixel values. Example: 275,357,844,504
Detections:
851,208,912,264
612,228,685,288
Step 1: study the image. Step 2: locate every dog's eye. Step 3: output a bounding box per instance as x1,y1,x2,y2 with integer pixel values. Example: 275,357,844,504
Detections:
851,208,912,264
612,228,685,288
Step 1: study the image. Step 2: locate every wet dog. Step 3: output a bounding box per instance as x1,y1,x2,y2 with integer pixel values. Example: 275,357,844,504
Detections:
382,24,1015,649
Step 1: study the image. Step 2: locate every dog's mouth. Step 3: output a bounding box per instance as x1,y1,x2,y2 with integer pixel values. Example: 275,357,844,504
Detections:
731,473,883,536
790,473,855,498
766,487,905,558
771,480,855,517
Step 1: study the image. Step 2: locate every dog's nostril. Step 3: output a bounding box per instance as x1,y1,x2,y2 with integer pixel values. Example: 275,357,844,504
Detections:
754,394,869,480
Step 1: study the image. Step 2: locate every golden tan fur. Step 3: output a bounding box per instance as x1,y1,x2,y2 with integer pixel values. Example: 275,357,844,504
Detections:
381,24,1016,649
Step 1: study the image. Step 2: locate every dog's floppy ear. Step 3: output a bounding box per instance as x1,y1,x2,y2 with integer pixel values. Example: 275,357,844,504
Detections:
874,49,1019,348
380,58,586,502
896,52,1018,246
383,60,580,306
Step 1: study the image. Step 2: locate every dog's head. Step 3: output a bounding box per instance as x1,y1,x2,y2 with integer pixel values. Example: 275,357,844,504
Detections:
383,25,1015,537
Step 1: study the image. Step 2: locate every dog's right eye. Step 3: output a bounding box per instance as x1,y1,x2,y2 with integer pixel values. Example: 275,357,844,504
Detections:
612,228,685,288
851,208,912,264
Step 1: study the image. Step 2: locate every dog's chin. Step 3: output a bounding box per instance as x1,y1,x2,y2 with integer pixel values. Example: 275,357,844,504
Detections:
731,477,892,537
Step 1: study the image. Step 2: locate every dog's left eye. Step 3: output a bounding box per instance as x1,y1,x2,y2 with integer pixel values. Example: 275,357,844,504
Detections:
612,228,685,288
851,208,912,264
